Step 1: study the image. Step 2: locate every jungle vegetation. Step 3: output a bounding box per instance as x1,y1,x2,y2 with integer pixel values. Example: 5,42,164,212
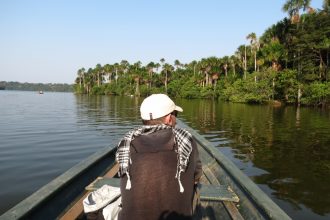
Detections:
1,81,73,92
74,0,330,107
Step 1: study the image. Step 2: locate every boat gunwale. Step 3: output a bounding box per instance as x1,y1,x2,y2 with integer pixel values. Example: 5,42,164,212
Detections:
177,120,291,220
1,146,117,219
1,120,291,220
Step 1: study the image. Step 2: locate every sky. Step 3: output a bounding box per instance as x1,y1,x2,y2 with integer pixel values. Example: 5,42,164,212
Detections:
0,0,325,84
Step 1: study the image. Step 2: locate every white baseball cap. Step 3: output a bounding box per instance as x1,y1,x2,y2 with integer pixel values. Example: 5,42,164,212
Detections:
140,94,183,120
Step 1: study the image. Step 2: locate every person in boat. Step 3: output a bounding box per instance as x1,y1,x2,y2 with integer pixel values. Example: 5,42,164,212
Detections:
116,93,202,220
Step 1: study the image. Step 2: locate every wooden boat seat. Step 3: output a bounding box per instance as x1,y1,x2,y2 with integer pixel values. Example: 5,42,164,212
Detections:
85,177,239,203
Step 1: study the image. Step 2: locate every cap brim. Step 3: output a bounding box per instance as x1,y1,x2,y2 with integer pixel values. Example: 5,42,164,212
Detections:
174,106,183,112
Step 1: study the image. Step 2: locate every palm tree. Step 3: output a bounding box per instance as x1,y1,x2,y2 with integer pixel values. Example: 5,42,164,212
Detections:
235,45,247,79
282,0,311,23
120,60,129,76
162,63,173,93
146,62,156,88
95,64,103,86
323,0,330,13
113,63,120,84
174,59,181,70
85,68,94,94
132,68,143,97
260,38,284,71
130,61,143,96
199,59,209,87
155,62,161,72
189,60,198,76
229,55,238,77
160,58,168,92
81,68,86,89
132,61,140,70
103,64,113,84
246,32,259,72
77,68,85,89
160,58,165,66
221,56,230,77
206,56,221,86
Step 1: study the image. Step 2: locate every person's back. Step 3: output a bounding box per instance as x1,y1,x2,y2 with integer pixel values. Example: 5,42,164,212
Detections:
119,128,200,220
116,94,202,220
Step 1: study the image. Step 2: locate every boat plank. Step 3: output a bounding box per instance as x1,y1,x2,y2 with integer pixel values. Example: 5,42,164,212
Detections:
197,201,229,220
58,192,88,220
86,177,238,203
199,185,239,202
199,149,244,219
223,201,244,220
178,120,291,220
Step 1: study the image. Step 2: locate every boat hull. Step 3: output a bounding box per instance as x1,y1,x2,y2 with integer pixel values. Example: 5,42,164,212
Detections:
1,120,291,220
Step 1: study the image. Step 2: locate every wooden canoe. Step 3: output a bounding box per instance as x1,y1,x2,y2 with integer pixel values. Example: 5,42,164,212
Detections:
1,120,291,220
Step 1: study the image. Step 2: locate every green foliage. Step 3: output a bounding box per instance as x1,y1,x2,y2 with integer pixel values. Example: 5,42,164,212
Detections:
200,86,216,99
301,82,330,106
138,84,165,97
275,69,299,103
2,81,73,92
167,79,185,97
260,38,285,67
73,84,84,94
116,78,134,96
180,79,200,99
139,85,150,97
104,83,118,95
73,11,330,107
222,73,273,103
91,85,104,95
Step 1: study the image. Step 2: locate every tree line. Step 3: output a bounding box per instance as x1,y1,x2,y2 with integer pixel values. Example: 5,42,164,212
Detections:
74,0,330,107
1,81,73,92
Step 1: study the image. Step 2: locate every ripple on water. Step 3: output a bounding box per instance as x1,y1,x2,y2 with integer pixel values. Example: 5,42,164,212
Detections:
0,91,142,214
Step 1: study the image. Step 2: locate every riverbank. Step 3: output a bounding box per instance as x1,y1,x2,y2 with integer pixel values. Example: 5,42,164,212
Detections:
74,69,330,108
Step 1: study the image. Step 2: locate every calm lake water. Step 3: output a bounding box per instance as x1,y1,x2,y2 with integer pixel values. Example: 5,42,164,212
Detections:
0,91,329,219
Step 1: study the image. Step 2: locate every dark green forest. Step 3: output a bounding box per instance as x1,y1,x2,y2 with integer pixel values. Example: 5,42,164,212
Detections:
74,0,330,107
1,81,73,92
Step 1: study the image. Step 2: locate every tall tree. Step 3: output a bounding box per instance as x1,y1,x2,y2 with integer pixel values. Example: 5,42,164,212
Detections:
95,64,103,86
120,60,129,76
235,45,247,79
229,55,238,77
174,59,181,70
323,0,330,13
160,58,165,66
190,60,198,76
162,63,173,93
146,62,156,88
113,63,120,84
246,32,259,72
103,64,113,84
77,68,85,89
260,38,284,71
282,0,311,23
85,68,94,94
222,56,230,77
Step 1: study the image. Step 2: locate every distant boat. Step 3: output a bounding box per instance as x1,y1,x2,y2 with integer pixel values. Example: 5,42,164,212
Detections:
39,91,44,94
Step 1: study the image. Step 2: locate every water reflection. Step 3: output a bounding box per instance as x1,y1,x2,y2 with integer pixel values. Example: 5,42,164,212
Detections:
74,95,142,129
0,92,144,215
176,98,330,219
1,91,328,219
